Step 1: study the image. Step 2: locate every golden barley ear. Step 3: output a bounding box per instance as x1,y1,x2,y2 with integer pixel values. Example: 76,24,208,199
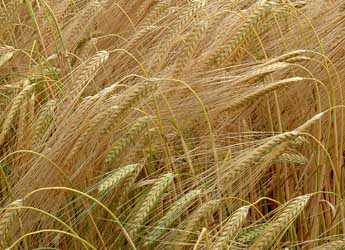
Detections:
0,200,23,249
204,0,281,67
213,205,250,250
33,99,57,148
64,50,109,106
0,80,35,146
173,20,208,76
64,0,107,53
312,240,345,250
221,131,299,189
99,81,159,136
0,46,15,67
249,194,311,250
177,199,221,247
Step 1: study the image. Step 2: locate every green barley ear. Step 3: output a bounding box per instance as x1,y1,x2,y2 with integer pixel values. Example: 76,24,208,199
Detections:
0,200,23,249
127,173,174,238
105,116,153,165
249,194,311,250
214,206,250,250
0,46,15,67
0,80,35,146
100,81,158,136
236,224,268,245
277,152,308,165
98,163,143,193
145,189,201,247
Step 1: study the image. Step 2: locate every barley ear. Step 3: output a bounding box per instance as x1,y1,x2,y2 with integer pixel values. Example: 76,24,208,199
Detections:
0,200,23,248
145,189,202,247
98,163,143,193
214,205,250,250
0,80,35,146
249,194,311,250
105,116,153,165
127,173,175,238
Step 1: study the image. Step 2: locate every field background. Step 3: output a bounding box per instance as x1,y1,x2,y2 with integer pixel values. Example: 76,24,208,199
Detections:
1,0,345,249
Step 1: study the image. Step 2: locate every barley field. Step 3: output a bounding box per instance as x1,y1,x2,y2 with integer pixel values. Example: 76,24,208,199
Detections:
0,0,345,249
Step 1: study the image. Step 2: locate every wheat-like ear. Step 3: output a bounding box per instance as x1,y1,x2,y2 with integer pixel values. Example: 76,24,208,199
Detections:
136,0,156,19
213,205,250,250
221,131,299,193
68,50,109,101
295,111,325,132
312,240,345,250
0,46,15,67
205,0,280,67
173,20,208,76
141,0,172,27
277,152,308,165
79,37,98,60
145,189,201,247
152,0,206,71
15,81,30,151
178,199,220,245
249,194,311,250
100,81,158,136
236,224,268,245
116,162,145,213
98,163,143,193
0,200,23,248
127,173,174,238
226,77,304,112
0,80,35,146
64,0,106,52
264,50,308,65
233,62,290,85
126,25,157,51
105,116,153,165
66,105,120,163
33,100,57,148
